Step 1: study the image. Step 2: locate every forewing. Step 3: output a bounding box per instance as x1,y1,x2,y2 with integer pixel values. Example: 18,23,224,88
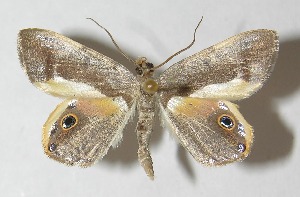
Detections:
158,29,279,106
159,97,253,166
18,28,139,101
43,97,135,167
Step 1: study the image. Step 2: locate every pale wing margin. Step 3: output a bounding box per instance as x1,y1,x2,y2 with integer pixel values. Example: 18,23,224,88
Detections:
17,28,139,102
158,29,279,106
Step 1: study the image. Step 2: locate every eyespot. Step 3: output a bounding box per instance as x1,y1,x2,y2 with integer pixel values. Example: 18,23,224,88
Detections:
49,143,57,152
61,114,78,131
237,143,246,153
218,115,235,131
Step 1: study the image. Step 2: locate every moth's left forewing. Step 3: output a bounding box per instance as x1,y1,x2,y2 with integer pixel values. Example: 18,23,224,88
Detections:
17,28,139,102
157,29,278,166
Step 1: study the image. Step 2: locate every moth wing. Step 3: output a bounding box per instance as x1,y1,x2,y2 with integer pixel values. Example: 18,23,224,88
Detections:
18,28,139,100
159,97,253,165
157,30,278,165
158,29,279,106
43,97,136,167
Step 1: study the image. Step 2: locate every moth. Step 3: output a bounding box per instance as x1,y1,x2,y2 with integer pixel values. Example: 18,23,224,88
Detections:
17,19,279,180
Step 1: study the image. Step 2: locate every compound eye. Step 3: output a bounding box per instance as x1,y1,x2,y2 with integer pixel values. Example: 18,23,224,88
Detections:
218,115,235,131
61,114,78,131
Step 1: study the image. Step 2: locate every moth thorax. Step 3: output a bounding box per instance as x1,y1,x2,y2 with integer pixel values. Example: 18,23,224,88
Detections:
142,78,158,94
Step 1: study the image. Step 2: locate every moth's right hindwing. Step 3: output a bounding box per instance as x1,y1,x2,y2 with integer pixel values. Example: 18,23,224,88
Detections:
160,97,253,166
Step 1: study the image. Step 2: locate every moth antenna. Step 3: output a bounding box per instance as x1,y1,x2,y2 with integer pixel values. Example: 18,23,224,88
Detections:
153,16,203,69
86,18,136,64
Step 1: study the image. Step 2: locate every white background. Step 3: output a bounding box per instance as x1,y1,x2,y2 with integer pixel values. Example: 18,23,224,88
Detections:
1,0,299,196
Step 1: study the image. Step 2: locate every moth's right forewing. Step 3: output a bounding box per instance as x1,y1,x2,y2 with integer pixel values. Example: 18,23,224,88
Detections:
17,28,139,102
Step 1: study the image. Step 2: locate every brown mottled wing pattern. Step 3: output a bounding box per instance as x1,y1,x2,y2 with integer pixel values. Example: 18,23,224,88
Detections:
18,27,279,176
158,29,279,166
43,97,135,167
158,30,279,106
160,97,254,165
18,28,139,103
18,29,139,167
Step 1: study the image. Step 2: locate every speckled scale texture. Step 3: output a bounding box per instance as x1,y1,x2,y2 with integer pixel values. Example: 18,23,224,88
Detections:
18,28,278,180
18,29,139,103
158,30,279,106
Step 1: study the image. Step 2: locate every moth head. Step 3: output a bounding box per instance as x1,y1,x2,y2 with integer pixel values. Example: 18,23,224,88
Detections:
135,57,154,77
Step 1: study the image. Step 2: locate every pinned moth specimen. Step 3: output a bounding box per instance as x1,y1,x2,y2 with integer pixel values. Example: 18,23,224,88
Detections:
17,19,279,180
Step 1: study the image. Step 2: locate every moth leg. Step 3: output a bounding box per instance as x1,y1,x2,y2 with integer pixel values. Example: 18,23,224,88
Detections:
136,93,155,180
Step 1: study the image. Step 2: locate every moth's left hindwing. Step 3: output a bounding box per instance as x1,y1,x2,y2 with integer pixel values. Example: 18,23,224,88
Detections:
43,97,134,166
158,29,279,166
18,29,139,166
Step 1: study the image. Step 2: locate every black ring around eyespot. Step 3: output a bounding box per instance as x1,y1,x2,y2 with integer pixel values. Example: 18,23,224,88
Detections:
61,114,78,131
218,114,235,131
